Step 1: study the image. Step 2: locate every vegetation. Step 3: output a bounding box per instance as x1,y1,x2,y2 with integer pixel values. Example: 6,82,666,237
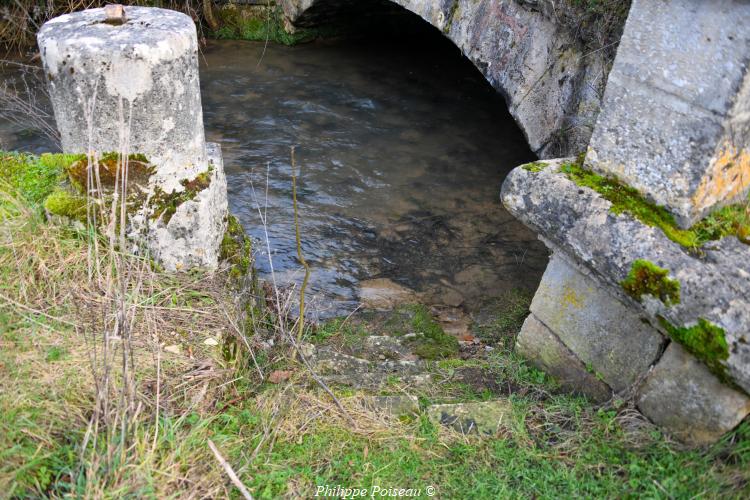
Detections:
659,317,730,381
559,0,632,59
473,289,533,350
149,166,213,223
521,161,550,173
621,259,680,306
2,152,750,497
212,5,331,46
560,158,750,249
402,304,460,360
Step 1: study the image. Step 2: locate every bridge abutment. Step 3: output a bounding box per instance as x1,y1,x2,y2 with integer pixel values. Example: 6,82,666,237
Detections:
503,0,750,445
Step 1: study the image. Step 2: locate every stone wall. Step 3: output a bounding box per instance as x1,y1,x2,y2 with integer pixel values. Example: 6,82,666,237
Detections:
281,0,620,158
502,0,750,446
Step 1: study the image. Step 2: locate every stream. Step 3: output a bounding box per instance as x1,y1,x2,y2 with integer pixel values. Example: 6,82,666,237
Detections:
0,36,549,318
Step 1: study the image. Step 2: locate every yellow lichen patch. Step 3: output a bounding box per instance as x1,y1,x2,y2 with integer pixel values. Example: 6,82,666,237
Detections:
562,285,583,309
692,142,750,214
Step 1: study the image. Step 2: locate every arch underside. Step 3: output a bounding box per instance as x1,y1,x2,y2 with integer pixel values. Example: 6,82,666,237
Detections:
282,0,608,158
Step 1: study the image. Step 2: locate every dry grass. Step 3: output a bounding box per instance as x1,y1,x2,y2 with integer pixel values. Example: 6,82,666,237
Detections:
1,1,211,54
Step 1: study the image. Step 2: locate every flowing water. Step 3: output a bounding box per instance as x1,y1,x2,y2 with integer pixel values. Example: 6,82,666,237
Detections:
1,37,549,317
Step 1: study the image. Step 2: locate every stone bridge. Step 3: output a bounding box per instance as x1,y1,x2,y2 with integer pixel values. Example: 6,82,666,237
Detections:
281,0,610,158
285,0,750,445
39,1,750,445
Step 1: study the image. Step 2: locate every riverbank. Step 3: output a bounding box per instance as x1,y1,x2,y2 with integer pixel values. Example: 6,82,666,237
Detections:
2,151,749,498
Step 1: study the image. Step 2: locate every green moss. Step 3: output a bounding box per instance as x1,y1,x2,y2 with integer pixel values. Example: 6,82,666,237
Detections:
220,214,253,281
213,6,329,46
658,317,729,380
150,166,213,224
43,189,87,222
621,260,680,306
65,153,154,193
560,158,750,249
0,152,84,207
403,305,459,360
521,161,549,173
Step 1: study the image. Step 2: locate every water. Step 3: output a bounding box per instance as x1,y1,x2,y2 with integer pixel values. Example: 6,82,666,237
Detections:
200,39,548,316
0,37,549,317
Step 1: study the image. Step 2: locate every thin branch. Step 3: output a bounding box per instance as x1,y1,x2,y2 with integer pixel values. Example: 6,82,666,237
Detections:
208,439,254,500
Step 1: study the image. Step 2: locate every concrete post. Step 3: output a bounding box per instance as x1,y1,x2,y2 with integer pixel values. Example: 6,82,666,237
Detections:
38,7,227,270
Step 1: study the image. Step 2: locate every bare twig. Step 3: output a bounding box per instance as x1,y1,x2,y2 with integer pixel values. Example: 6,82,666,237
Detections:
208,439,254,500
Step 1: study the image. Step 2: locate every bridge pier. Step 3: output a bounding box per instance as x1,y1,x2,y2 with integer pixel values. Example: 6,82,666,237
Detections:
503,0,750,445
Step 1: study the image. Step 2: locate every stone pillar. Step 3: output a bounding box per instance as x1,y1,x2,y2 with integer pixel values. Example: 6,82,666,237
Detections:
38,7,227,270
586,0,750,227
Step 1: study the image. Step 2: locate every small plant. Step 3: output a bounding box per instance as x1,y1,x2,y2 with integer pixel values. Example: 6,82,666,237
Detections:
659,317,730,380
621,259,680,306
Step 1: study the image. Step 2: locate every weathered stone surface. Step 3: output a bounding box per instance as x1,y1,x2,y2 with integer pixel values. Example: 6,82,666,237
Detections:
585,0,750,227
637,343,750,447
516,314,612,403
144,143,228,271
39,7,228,270
361,395,420,417
427,400,513,436
529,253,664,393
38,7,207,184
283,0,610,157
501,159,750,395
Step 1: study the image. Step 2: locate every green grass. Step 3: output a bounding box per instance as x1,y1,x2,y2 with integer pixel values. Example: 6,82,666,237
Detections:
2,152,750,497
402,304,459,360
473,289,532,349
213,6,333,46
0,152,82,208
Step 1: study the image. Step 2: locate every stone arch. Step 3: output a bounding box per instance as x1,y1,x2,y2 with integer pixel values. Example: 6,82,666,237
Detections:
281,0,608,157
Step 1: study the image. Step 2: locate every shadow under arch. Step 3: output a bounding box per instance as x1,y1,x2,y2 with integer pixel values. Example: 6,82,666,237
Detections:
283,0,604,158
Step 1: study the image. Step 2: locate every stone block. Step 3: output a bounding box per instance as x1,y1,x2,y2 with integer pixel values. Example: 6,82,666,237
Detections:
145,143,228,271
427,400,514,437
586,0,750,226
38,7,228,269
501,160,750,395
516,314,612,403
637,342,750,446
529,253,664,393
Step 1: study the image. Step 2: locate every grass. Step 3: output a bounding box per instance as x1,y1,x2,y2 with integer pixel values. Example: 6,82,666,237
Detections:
2,153,750,497
402,304,459,360
473,289,533,349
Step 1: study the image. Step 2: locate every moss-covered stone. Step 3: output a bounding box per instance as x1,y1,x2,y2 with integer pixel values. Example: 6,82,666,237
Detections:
521,161,549,173
658,317,730,381
66,153,154,194
213,5,332,45
43,188,87,222
149,166,213,224
220,214,253,282
621,259,680,306
403,305,459,360
559,158,750,248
